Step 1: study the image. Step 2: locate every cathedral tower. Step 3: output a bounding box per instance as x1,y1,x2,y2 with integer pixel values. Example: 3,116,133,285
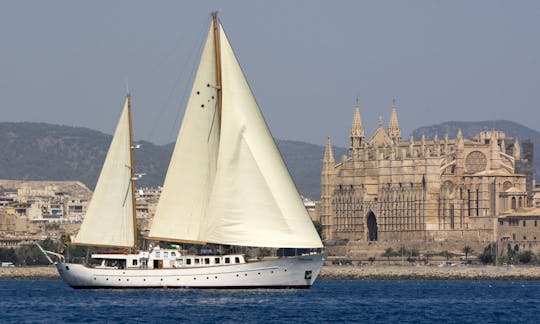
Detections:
321,136,336,239
350,102,365,157
387,100,401,143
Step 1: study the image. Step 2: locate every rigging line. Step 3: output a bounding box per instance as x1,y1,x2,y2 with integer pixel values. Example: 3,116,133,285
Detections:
145,20,208,144
122,173,131,208
165,25,207,144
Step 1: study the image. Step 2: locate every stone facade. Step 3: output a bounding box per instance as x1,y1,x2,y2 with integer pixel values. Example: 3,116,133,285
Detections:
497,213,540,255
319,103,532,243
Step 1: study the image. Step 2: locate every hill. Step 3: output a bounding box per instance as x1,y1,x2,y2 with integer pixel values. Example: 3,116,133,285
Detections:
1,120,536,200
0,122,347,199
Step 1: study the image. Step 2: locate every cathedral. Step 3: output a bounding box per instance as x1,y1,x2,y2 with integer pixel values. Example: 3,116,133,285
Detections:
318,102,531,243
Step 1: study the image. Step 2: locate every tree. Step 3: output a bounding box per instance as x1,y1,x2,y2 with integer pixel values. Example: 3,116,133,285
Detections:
462,246,473,260
518,250,534,264
478,244,495,264
441,250,452,261
382,248,395,263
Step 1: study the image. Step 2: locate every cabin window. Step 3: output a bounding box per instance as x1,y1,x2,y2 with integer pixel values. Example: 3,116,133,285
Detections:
225,257,230,264
204,258,210,264
132,259,138,266
235,257,240,264
171,251,177,257
163,252,169,258
156,251,161,258
194,258,200,264
186,258,191,265
215,257,220,264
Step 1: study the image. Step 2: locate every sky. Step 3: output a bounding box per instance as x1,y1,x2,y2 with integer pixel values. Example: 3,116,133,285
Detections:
1,1,539,147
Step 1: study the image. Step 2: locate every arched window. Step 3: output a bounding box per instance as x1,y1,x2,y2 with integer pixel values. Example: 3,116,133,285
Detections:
511,197,517,210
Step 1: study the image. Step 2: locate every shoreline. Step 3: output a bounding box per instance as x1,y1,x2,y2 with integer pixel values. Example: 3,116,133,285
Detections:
3,265,540,281
319,265,540,280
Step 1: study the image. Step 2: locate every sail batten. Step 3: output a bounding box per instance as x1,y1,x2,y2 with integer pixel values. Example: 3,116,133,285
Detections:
73,97,136,248
150,18,323,249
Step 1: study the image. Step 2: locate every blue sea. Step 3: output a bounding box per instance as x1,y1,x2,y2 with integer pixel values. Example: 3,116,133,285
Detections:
0,279,538,323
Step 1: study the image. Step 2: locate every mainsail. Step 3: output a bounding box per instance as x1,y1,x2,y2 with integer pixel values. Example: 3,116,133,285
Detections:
73,96,136,248
149,17,322,249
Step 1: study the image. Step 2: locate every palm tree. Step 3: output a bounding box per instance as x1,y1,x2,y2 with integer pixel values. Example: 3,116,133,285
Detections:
441,250,452,261
462,246,473,260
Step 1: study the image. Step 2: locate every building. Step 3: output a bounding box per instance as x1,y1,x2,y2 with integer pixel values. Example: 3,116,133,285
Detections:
497,211,540,255
319,102,534,243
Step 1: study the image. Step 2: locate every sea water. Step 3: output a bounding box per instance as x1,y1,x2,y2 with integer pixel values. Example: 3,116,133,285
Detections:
0,279,538,323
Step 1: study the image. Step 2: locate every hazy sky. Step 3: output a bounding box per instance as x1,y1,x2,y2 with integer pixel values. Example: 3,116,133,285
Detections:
1,1,539,147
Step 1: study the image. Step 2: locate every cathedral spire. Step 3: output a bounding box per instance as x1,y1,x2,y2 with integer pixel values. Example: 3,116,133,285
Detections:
324,136,336,165
350,102,365,154
387,100,401,142
456,128,464,151
350,103,365,138
513,138,521,160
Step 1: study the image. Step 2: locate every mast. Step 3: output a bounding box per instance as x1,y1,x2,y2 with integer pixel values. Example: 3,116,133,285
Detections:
127,93,138,250
212,11,223,125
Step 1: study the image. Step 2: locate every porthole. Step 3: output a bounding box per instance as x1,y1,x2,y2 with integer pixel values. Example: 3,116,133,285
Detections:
106,278,109,281
244,273,247,276
258,272,261,275
193,277,197,280
284,269,287,272
201,104,205,108
214,276,217,279
206,277,209,280
196,91,200,95
160,279,163,281
93,278,96,280
118,279,121,281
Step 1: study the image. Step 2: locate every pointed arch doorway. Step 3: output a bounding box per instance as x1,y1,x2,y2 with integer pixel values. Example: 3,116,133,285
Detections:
366,211,378,241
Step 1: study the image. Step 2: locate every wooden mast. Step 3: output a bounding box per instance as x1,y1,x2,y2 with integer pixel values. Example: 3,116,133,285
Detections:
212,12,223,125
127,93,138,251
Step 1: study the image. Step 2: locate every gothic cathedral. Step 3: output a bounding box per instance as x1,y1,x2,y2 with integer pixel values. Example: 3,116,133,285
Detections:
319,103,530,243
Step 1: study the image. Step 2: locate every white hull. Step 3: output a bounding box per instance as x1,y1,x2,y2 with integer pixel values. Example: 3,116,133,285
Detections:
56,253,326,289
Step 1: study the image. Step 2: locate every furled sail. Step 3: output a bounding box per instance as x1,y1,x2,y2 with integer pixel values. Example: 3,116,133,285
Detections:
73,96,136,248
150,20,323,249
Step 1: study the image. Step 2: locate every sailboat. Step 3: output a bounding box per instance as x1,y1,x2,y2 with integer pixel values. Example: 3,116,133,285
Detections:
51,13,325,289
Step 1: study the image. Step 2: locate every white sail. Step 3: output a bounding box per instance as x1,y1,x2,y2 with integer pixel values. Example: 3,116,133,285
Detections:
150,21,323,249
73,97,135,247
200,26,322,248
148,24,219,242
